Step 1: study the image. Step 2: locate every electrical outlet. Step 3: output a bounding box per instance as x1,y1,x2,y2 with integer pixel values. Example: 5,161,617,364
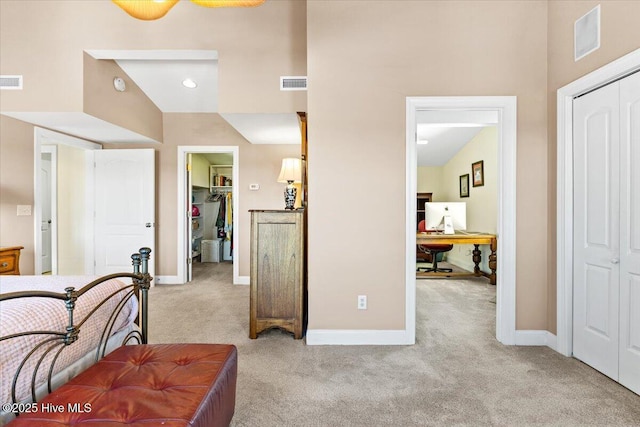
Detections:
249,183,260,190
357,295,367,310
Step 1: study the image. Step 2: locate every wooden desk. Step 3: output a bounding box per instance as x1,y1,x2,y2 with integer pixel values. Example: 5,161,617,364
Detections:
416,233,497,285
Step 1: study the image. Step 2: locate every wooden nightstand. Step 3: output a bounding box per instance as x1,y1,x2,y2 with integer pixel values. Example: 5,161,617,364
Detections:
0,246,24,275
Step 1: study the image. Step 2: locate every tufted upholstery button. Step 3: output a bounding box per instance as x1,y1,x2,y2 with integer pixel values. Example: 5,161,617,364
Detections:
6,344,237,427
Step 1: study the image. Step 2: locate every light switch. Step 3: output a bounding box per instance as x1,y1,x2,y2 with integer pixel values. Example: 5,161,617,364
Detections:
17,205,32,216
249,184,260,191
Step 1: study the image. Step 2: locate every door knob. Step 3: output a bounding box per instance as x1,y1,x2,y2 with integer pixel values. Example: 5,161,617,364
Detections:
145,223,153,228
610,258,620,264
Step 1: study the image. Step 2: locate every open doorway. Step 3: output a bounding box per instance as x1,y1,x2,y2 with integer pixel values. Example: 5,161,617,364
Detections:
177,146,240,285
406,96,517,346
34,127,101,275
40,146,57,274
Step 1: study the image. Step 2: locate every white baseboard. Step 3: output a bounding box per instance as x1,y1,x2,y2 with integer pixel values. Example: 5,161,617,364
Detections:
514,330,558,349
153,275,182,285
305,329,413,346
234,275,249,285
546,331,558,351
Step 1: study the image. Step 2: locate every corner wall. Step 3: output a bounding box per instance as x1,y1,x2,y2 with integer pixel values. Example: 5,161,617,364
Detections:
546,0,640,334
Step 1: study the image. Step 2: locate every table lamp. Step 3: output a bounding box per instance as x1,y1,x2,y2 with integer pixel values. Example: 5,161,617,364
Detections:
277,158,302,210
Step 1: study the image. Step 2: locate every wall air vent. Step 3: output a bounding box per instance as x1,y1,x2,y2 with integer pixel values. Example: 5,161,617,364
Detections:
574,5,600,61
0,75,23,90
280,76,307,91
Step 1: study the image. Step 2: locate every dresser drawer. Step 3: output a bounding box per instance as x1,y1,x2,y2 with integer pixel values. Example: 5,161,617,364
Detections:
0,246,23,275
0,255,16,274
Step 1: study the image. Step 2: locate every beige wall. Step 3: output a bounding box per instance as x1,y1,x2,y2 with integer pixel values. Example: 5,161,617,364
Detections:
0,0,306,276
0,0,306,113
103,113,300,277
2,0,639,336
417,166,442,197
83,54,163,142
0,116,36,274
307,0,548,330
439,127,498,271
546,0,640,333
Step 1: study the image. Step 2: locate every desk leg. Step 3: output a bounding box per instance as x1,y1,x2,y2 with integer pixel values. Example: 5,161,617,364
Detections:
489,238,497,285
472,244,482,275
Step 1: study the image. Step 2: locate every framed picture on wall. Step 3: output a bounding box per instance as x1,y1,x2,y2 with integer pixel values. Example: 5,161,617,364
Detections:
472,160,484,187
459,174,469,198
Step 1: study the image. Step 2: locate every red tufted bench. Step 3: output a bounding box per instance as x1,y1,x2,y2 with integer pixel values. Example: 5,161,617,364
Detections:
7,343,237,427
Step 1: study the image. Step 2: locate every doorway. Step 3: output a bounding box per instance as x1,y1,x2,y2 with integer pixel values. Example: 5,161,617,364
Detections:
40,146,57,274
557,48,640,394
34,127,100,275
406,96,517,345
177,146,240,285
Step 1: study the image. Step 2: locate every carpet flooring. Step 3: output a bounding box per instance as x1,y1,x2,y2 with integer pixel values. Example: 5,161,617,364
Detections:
148,262,640,426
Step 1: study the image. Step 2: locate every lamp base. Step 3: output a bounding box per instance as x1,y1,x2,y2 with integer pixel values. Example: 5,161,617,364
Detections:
284,184,297,210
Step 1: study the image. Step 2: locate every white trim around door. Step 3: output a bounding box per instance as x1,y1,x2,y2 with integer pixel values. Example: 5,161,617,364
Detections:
406,96,517,346
556,48,640,357
176,146,243,285
33,127,101,275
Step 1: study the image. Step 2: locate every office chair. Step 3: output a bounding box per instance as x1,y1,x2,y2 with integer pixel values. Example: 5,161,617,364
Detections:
417,220,453,273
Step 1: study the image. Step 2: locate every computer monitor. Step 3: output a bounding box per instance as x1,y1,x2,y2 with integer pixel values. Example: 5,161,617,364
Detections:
424,202,467,234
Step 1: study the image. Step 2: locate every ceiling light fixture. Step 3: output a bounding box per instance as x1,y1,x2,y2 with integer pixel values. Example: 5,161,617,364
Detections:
182,78,198,89
417,139,429,145
112,0,265,21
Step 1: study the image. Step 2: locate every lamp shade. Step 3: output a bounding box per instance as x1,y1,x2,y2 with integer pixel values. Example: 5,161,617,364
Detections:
190,0,265,7
277,158,301,183
112,0,179,20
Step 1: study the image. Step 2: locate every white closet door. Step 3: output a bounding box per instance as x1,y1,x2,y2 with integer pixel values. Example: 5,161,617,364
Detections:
573,81,620,380
619,71,640,394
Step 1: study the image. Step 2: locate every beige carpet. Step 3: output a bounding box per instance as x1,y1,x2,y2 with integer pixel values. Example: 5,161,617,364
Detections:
148,262,640,426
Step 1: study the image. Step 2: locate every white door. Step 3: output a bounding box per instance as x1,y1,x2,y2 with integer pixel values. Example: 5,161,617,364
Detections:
573,71,640,395
94,149,155,277
618,71,640,394
573,81,620,379
41,154,53,273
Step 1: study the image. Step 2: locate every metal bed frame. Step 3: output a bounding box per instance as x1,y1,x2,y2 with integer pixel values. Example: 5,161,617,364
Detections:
0,248,152,413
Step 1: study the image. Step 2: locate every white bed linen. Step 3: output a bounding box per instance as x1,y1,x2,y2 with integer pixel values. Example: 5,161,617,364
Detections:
0,276,139,409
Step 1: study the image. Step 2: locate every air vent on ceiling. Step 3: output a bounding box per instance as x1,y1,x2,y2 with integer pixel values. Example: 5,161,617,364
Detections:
280,76,307,91
0,75,23,90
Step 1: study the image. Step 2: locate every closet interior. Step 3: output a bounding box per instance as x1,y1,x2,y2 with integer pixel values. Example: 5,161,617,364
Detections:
190,153,233,264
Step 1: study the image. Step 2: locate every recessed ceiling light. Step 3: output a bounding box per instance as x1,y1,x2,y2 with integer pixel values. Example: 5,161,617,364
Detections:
182,78,197,89
417,139,429,145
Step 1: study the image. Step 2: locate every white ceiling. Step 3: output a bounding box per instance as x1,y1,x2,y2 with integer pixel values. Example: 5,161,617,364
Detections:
220,113,301,144
1,112,160,144
85,50,220,114
416,110,499,166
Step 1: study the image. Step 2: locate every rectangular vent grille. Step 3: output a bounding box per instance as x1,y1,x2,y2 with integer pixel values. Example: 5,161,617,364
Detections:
280,76,307,91
0,75,23,90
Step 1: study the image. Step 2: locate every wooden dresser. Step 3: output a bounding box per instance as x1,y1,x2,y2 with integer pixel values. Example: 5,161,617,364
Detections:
249,210,305,339
0,246,24,275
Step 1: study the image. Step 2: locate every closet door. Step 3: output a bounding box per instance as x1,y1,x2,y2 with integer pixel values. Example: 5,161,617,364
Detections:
573,81,620,380
619,71,640,394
